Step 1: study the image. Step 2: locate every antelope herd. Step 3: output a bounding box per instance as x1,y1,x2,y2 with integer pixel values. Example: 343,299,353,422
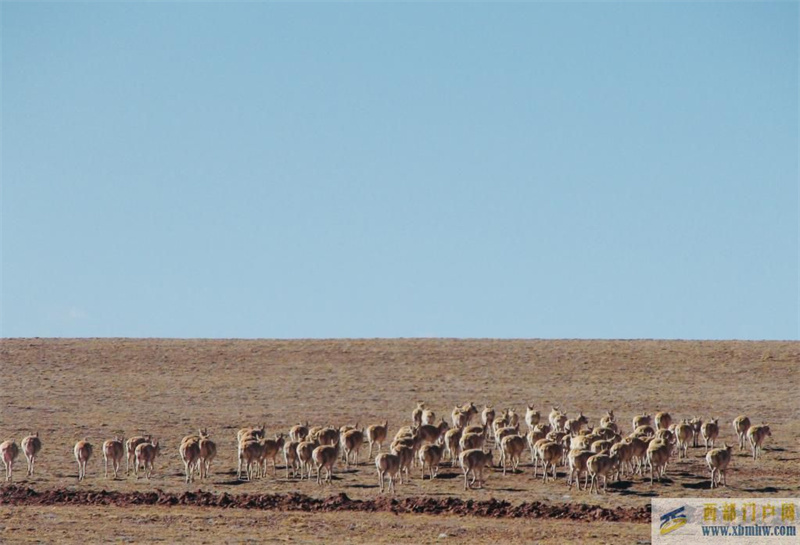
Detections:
0,404,776,495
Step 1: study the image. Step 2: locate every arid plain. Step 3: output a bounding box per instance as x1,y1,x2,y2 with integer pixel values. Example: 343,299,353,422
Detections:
1,338,798,544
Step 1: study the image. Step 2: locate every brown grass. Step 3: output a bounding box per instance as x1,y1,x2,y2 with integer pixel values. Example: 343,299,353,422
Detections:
0,338,798,542
0,505,651,544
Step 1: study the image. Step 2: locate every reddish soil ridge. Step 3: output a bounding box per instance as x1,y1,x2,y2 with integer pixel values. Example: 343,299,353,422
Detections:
0,486,649,522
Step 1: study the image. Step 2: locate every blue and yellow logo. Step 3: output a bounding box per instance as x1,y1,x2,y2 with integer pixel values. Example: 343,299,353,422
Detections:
660,506,688,535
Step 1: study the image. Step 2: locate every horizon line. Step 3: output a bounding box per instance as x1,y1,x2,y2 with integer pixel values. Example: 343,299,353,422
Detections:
1,336,797,343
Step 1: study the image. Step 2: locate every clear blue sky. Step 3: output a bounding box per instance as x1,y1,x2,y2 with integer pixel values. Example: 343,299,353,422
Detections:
1,2,797,340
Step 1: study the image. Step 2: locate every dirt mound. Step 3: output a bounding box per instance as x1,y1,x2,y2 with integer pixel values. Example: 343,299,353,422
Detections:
0,486,650,522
